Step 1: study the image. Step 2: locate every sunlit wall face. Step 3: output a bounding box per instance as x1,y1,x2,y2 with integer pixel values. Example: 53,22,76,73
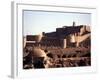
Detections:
23,10,91,36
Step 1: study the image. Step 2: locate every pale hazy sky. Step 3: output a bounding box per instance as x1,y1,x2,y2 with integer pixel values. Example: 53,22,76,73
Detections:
23,10,91,36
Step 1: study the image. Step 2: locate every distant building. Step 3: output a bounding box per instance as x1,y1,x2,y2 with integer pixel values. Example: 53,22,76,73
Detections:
24,22,91,48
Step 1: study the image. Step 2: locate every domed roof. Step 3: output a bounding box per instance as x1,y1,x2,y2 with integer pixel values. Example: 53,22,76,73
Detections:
32,47,46,57
33,35,42,42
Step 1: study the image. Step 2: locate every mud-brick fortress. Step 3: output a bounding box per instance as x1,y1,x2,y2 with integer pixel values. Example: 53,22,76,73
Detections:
24,22,91,49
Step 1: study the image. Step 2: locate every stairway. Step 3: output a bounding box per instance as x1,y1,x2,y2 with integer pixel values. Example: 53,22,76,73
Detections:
75,33,90,47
